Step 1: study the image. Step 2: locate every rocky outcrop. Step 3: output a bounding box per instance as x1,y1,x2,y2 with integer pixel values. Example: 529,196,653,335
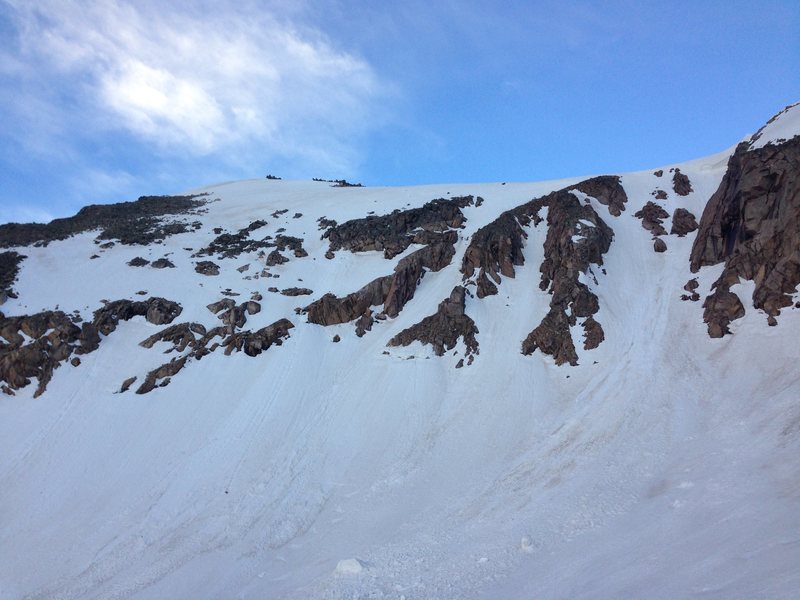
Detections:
127,257,149,267
521,190,613,364
324,196,474,259
461,210,527,298
0,194,207,248
388,286,478,361
654,238,667,253
461,176,622,301
572,175,628,216
672,168,693,196
281,288,313,296
94,297,183,335
304,277,391,327
521,307,576,365
670,208,699,236
681,278,700,302
0,310,81,397
129,317,294,394
459,177,615,364
140,323,206,352
0,251,25,304
1,296,182,396
266,250,289,266
304,237,457,330
151,258,175,269
634,201,669,237
195,260,220,275
690,135,800,336
206,299,260,331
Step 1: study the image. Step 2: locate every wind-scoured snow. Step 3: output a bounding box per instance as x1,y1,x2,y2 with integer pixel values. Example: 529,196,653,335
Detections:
0,148,799,599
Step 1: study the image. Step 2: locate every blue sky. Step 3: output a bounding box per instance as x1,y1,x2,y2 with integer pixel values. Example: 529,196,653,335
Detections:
1,0,799,223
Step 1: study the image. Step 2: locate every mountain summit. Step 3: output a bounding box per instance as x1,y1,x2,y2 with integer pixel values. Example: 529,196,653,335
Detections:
1,103,799,599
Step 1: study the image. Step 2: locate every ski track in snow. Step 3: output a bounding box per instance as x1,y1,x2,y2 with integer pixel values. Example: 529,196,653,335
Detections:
1,149,800,599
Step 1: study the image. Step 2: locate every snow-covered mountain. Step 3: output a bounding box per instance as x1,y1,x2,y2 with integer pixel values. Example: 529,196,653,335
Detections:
1,103,799,599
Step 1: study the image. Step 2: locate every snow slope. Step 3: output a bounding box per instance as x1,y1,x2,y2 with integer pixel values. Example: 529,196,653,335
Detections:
1,135,799,597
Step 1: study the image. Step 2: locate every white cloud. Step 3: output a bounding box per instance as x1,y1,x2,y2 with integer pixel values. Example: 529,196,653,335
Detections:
2,0,389,173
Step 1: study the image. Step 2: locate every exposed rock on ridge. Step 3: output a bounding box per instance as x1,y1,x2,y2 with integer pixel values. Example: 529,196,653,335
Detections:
690,136,800,336
0,195,207,248
323,196,474,259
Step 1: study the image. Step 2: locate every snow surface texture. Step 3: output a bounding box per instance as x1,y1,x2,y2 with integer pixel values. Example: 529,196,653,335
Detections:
1,140,799,597
749,101,800,149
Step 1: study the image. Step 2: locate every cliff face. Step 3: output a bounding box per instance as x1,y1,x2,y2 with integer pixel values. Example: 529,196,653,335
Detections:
691,135,800,336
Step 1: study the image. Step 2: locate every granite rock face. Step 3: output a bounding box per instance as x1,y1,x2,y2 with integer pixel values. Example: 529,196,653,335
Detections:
690,136,800,336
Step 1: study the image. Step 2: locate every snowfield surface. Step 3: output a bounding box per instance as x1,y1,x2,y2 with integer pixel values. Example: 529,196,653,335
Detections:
1,148,799,599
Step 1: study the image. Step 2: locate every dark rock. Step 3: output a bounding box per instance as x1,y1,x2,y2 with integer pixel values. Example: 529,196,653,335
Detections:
0,194,208,248
318,217,337,230
522,307,577,366
324,196,473,259
690,134,800,335
119,376,136,393
702,284,746,337
221,319,294,357
140,323,200,352
0,251,25,304
571,175,628,216
293,213,302,219
195,260,220,276
653,189,668,200
332,334,341,343
670,208,699,236
266,250,289,266
70,357,81,367
654,169,663,177
136,356,187,394
672,168,693,196
237,264,250,273
281,288,313,296
634,201,669,236
654,238,667,252
207,299,236,314
582,315,604,350
99,241,115,249
388,286,479,360
151,258,175,269
305,277,391,327
244,301,261,315
304,239,457,330
127,256,149,267
355,310,374,337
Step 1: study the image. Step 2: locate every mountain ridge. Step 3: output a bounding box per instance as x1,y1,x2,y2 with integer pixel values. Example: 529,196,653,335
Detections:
0,104,799,599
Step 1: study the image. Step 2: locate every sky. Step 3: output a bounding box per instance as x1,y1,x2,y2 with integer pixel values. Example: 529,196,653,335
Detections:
1,0,799,224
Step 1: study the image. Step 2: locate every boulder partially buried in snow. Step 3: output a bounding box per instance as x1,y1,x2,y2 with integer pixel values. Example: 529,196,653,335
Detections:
335,558,366,575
